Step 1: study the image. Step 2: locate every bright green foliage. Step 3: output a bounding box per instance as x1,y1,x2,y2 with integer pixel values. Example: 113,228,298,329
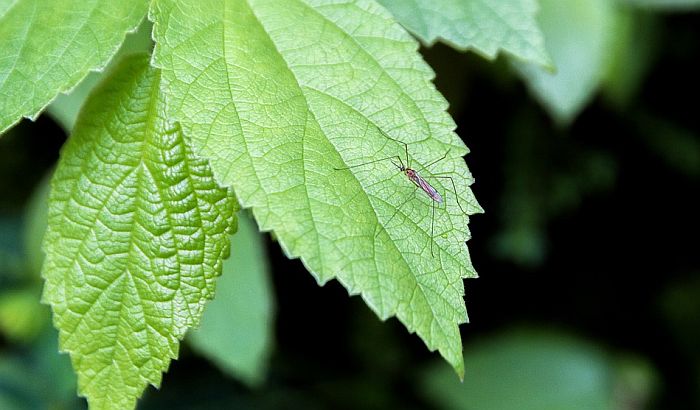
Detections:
623,0,700,10
189,212,275,387
41,54,237,409
46,20,155,132
0,0,148,134
151,0,481,376
513,0,616,125
378,0,552,67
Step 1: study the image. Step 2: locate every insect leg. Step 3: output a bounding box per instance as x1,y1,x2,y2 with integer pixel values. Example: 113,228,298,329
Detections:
431,175,468,215
334,155,402,170
375,185,419,238
375,127,411,168
431,198,436,257
422,150,450,170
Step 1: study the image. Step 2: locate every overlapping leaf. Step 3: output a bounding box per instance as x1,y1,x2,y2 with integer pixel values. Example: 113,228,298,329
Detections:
41,54,237,409
151,0,481,376
0,0,148,134
378,0,552,67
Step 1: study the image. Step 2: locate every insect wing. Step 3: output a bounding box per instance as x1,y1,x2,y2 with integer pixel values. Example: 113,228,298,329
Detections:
415,173,443,203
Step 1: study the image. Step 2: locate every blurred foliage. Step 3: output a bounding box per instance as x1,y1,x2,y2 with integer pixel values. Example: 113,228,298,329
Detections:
189,212,276,388
513,0,617,125
420,328,657,410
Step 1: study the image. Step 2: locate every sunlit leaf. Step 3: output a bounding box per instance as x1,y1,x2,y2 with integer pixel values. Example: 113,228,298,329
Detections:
0,0,148,134
151,0,481,376
46,20,154,132
42,54,237,409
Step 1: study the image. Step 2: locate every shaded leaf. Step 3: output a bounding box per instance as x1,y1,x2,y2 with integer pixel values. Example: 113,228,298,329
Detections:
622,0,700,10
512,0,617,125
378,0,552,67
189,212,275,387
422,329,616,410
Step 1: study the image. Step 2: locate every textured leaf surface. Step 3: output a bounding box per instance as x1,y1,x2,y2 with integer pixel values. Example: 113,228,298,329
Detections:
512,0,616,125
46,20,155,132
378,0,552,67
151,0,481,376
42,54,237,409
189,212,275,387
0,0,148,134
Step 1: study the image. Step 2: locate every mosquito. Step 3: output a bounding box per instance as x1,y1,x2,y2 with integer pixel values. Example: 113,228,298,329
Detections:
334,128,468,257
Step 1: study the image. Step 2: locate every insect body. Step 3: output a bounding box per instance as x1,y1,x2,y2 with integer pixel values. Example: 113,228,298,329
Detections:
335,127,468,257
402,167,443,204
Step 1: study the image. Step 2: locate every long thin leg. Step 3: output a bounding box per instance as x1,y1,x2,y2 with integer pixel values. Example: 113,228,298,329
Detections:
422,150,450,170
430,199,436,257
375,127,410,168
431,175,467,215
375,185,418,238
334,155,402,170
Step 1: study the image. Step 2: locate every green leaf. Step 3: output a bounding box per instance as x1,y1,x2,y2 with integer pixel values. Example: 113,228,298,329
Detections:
189,212,275,387
151,0,481,377
41,54,237,409
0,0,148,134
622,0,700,10
377,0,552,68
46,19,155,132
512,0,617,125
421,329,616,410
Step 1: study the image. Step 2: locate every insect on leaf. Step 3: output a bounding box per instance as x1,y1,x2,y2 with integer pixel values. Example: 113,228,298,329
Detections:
151,0,482,376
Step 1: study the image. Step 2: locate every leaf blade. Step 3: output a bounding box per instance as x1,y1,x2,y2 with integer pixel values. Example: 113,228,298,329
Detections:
0,0,148,134
152,0,480,376
377,0,552,67
41,53,237,409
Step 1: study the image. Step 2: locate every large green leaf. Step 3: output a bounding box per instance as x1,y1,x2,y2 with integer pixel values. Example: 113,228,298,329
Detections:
41,54,237,409
378,0,552,67
512,0,617,125
0,0,148,134
151,0,481,376
189,212,275,387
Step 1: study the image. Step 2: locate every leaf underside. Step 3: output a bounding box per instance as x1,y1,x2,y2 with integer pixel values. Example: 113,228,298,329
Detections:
0,0,148,134
152,0,481,376
378,0,552,67
41,54,237,409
